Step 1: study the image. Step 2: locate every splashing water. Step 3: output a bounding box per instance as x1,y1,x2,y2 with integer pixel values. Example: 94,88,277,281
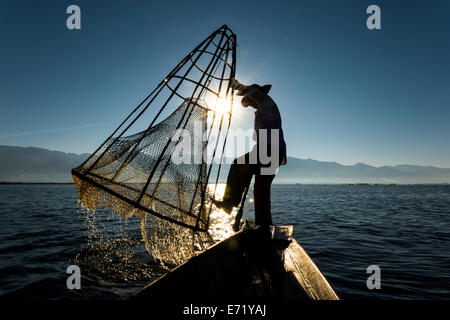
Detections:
73,206,169,298
74,177,234,284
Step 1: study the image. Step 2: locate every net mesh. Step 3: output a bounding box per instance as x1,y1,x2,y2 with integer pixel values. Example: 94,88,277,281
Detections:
72,25,236,265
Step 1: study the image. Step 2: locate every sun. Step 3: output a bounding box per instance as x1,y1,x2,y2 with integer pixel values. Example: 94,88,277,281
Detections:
206,95,232,115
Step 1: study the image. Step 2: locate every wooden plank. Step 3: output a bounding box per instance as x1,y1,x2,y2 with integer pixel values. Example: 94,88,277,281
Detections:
284,239,339,300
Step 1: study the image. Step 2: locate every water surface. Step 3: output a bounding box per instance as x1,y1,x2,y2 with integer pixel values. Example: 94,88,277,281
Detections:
1,184,449,299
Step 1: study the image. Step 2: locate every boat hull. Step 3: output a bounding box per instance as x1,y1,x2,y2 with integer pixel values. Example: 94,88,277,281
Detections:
132,226,338,300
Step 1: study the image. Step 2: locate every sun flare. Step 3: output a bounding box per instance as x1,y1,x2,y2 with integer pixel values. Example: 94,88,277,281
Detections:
206,95,232,115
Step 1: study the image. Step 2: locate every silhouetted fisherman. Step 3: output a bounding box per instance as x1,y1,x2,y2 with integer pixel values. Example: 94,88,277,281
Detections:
212,80,287,227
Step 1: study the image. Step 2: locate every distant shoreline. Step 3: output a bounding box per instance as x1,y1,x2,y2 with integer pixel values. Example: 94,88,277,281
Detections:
0,181,448,186
0,182,75,185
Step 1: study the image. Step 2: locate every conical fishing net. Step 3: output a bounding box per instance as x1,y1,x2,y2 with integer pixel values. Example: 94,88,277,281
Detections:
72,25,236,265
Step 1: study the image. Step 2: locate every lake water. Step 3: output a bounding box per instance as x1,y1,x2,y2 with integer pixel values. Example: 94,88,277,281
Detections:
0,184,449,300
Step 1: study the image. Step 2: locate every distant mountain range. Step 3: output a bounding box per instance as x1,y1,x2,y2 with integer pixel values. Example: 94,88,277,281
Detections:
275,158,450,184
0,145,449,184
0,146,89,183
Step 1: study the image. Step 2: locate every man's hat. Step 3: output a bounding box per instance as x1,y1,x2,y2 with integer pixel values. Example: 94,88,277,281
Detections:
232,80,272,96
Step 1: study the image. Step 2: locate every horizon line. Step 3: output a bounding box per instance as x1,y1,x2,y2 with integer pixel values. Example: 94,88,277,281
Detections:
1,143,449,170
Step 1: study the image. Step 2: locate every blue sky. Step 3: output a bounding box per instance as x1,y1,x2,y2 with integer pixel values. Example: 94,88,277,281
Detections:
1,0,449,167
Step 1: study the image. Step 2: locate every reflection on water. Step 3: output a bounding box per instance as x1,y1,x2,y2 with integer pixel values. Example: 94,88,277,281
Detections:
207,183,238,242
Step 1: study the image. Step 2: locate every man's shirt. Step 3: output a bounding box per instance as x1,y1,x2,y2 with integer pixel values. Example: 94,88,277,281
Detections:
249,91,287,165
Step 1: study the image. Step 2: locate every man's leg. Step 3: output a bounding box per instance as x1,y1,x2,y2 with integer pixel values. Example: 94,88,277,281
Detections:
253,172,275,226
213,152,257,213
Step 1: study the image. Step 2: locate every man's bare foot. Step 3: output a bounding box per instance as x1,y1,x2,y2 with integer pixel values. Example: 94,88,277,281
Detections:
211,198,233,214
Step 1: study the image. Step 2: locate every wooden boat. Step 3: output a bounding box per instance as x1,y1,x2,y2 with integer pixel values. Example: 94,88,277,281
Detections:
132,222,339,300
